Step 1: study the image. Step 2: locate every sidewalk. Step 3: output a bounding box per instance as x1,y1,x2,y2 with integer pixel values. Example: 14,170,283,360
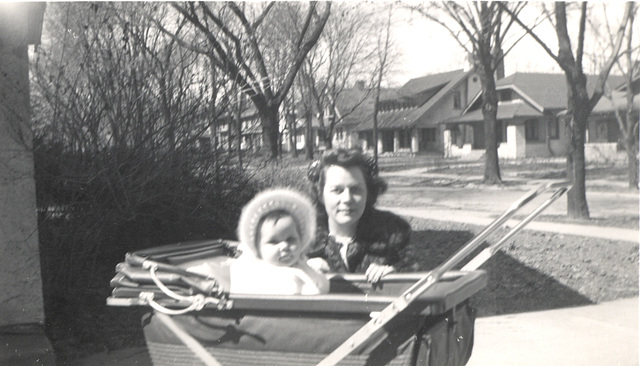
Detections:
467,297,639,366
385,207,639,243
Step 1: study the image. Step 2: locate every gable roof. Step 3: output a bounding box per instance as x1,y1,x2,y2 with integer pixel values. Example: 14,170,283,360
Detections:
591,91,640,115
446,100,543,123
335,86,399,128
495,73,568,110
493,72,626,111
459,72,628,121
613,72,640,94
356,69,471,130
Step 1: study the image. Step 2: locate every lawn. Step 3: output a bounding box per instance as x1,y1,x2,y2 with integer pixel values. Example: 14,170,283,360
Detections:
398,216,638,317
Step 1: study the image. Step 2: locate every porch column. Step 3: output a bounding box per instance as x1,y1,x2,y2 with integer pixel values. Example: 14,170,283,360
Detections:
0,3,55,364
443,129,452,158
377,133,384,153
393,130,399,152
411,128,419,153
507,124,526,158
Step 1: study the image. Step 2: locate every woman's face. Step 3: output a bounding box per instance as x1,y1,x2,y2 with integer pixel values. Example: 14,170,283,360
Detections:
322,165,368,234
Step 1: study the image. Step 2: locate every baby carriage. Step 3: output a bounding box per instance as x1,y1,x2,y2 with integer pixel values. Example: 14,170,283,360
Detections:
107,182,569,366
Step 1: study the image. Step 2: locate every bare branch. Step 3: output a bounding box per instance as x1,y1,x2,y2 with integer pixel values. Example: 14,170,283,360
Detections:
590,2,634,109
575,2,587,73
499,2,563,68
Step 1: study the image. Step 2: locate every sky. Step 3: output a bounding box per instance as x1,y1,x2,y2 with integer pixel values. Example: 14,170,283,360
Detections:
388,2,629,86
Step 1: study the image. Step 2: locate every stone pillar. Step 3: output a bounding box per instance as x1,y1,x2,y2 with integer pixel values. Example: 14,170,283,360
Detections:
0,3,54,365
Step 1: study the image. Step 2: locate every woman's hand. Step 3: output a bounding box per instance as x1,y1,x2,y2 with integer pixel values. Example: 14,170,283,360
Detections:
365,263,395,283
307,258,330,273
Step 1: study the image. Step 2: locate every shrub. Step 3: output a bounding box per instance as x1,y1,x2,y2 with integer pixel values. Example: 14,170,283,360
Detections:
34,141,258,357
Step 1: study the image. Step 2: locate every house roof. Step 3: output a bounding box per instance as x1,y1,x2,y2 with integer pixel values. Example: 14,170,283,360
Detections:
337,87,399,129
292,115,323,130
218,102,258,124
396,69,466,97
457,72,628,122
445,100,543,124
489,72,627,112
372,108,416,129
612,65,640,93
356,70,471,131
591,91,640,115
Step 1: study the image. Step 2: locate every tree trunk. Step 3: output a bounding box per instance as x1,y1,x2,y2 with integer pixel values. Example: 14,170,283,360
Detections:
287,110,298,158
372,91,380,165
566,107,590,219
305,110,314,160
258,104,280,161
236,96,243,169
479,72,501,184
627,131,639,189
318,110,332,150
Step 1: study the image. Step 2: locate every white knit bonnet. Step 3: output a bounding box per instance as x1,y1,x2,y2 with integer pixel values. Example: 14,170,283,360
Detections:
237,188,317,258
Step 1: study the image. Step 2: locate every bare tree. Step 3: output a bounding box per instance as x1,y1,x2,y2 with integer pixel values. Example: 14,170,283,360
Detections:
411,1,528,184
166,2,331,161
599,3,638,189
503,2,634,218
371,5,395,165
296,2,377,150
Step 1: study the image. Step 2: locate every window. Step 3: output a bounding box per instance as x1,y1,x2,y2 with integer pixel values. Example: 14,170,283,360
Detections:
198,137,212,150
335,127,344,140
453,90,462,109
525,119,540,141
548,118,559,139
399,129,411,148
496,121,507,143
498,89,512,101
422,128,436,142
453,125,466,147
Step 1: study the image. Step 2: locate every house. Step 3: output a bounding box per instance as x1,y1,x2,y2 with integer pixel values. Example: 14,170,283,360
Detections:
214,71,636,163
585,72,640,162
211,104,263,152
280,113,321,152
354,69,483,155
445,72,628,160
282,81,380,153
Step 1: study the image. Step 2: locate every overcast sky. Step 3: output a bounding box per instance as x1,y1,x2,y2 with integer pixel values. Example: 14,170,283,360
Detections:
388,2,629,86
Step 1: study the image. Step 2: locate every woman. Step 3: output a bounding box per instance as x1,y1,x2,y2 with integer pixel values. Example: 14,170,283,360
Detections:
306,149,411,283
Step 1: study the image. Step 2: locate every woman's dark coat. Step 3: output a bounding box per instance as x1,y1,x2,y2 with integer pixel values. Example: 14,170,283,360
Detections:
307,209,411,273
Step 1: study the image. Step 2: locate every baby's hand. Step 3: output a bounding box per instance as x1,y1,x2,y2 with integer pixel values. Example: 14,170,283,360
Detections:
307,258,330,273
365,263,395,283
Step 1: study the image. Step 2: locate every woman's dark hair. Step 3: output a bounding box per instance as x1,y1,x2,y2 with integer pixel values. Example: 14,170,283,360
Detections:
307,149,387,211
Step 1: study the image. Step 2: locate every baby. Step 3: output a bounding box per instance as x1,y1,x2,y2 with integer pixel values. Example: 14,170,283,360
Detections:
229,188,330,295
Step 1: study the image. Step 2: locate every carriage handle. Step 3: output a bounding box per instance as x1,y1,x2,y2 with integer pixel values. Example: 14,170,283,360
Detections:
317,181,571,366
138,260,232,316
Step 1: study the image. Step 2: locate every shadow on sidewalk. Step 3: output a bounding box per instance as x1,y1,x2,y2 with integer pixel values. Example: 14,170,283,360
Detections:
400,229,593,317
